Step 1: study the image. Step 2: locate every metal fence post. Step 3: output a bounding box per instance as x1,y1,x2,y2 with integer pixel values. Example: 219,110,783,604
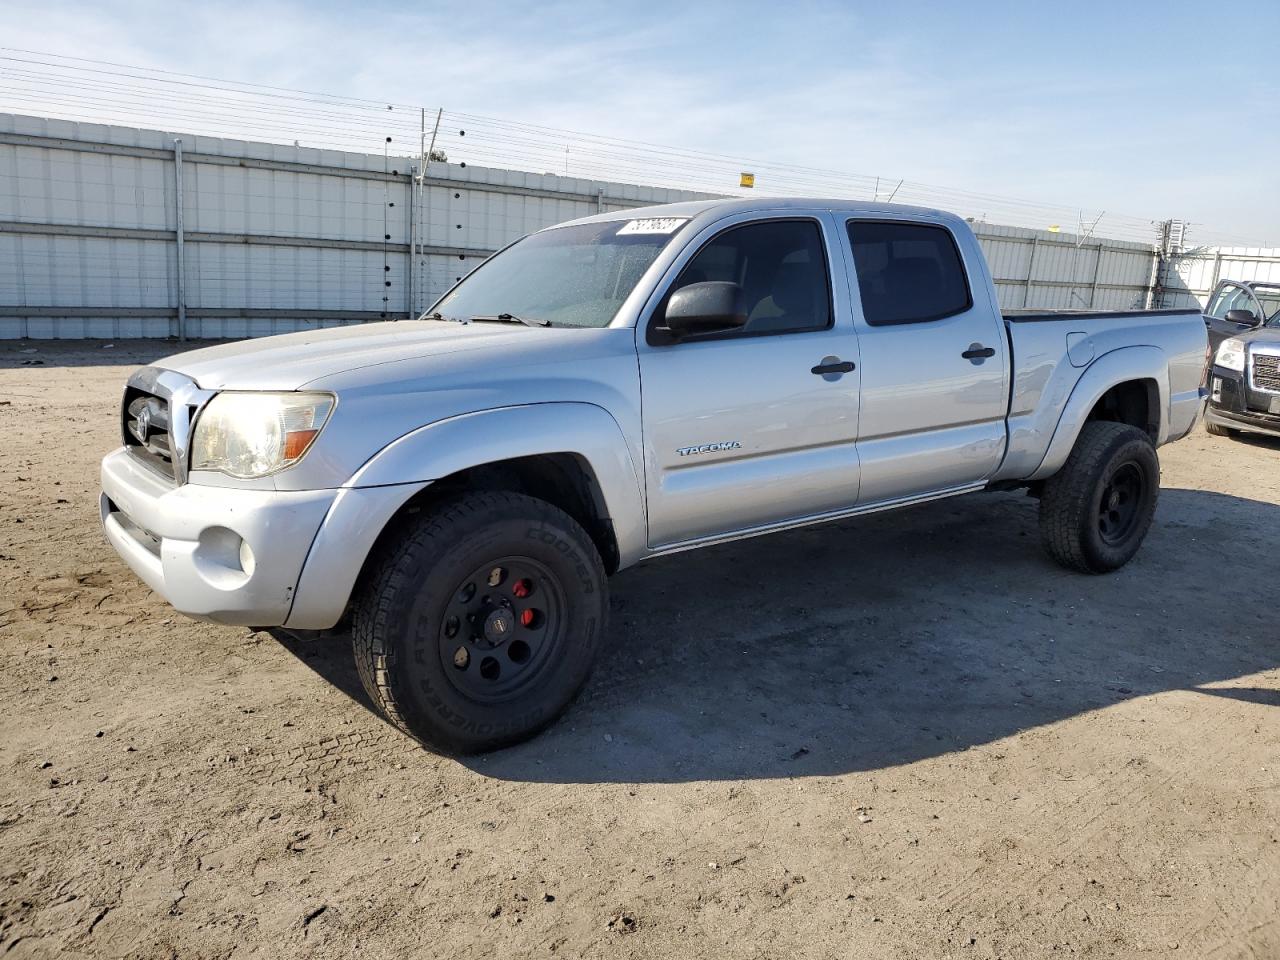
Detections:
1021,237,1039,308
406,166,417,318
1088,243,1103,308
173,138,187,339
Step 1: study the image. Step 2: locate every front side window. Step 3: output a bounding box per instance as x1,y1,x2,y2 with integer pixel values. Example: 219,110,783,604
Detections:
1205,285,1231,319
1208,284,1252,320
431,219,686,328
1252,284,1280,324
665,219,832,337
847,221,971,325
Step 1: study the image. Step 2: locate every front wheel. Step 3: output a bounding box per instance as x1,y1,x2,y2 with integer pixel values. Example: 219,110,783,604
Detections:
352,491,608,753
1205,419,1234,438
1038,421,1160,574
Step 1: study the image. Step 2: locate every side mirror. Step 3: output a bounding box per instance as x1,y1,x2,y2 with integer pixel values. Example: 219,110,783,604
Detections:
661,281,748,340
1225,308,1261,327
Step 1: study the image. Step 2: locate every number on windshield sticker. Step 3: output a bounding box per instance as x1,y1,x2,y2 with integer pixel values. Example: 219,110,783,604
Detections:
616,218,687,235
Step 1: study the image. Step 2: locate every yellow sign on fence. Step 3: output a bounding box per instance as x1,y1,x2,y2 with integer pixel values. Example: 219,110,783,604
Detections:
740,172,755,189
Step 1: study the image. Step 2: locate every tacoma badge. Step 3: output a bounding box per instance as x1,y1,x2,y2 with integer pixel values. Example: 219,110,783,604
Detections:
676,441,742,457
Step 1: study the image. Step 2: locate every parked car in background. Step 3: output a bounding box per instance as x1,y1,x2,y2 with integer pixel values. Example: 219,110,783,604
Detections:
100,198,1207,753
1203,280,1280,439
1204,279,1280,352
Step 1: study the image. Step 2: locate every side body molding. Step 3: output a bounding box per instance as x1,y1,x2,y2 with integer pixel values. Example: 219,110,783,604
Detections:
1027,345,1169,482
285,403,647,630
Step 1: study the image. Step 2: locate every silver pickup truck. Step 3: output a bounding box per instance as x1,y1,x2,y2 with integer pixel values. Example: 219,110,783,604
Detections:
100,198,1207,752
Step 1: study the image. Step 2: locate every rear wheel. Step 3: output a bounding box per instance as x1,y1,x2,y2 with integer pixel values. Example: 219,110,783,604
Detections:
352,491,607,753
1039,421,1160,574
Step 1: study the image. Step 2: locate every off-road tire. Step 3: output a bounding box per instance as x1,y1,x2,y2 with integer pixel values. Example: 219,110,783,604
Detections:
352,491,608,754
1204,419,1233,438
1039,421,1160,574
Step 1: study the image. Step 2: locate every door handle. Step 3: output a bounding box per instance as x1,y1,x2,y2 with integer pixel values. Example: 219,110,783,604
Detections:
811,358,856,376
962,344,996,362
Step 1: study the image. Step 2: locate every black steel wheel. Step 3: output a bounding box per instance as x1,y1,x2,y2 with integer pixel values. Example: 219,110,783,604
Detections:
1096,461,1147,546
439,556,568,703
353,491,607,754
1039,421,1160,574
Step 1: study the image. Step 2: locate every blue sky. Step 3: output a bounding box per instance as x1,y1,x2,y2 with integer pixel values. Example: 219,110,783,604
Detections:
2,0,1277,243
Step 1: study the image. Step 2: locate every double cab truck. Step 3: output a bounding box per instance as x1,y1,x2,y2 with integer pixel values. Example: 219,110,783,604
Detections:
100,199,1208,752
1202,278,1280,439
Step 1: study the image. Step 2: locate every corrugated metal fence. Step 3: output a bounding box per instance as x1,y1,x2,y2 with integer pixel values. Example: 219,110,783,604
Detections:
0,113,708,339
1157,247,1280,309
975,223,1157,312
0,111,1254,339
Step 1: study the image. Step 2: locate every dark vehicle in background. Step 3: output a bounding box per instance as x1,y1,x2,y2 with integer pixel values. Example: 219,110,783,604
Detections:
1203,280,1280,439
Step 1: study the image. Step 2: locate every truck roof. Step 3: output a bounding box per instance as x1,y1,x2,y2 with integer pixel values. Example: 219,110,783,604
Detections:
554,196,962,231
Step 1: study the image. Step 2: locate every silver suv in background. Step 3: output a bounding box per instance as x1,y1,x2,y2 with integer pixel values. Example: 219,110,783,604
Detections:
100,198,1208,752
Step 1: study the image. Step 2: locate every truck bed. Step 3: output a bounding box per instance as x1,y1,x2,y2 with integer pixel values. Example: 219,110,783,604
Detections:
992,305,1208,484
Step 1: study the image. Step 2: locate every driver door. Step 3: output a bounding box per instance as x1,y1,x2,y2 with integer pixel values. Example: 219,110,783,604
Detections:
636,212,862,547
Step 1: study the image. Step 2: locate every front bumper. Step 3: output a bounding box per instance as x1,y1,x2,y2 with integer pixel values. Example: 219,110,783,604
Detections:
1205,404,1280,439
1206,364,1280,439
100,448,336,626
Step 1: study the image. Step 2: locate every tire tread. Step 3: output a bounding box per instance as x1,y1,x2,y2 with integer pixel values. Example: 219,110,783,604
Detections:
351,491,604,752
1039,421,1158,574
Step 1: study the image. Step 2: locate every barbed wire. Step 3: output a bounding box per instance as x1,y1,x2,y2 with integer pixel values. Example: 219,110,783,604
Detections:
0,48,1264,247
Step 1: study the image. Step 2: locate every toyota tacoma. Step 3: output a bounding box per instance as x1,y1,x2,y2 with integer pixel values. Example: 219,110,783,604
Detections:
100,199,1208,752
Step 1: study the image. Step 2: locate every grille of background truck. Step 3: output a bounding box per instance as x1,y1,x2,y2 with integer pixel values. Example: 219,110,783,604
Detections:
1252,355,1280,393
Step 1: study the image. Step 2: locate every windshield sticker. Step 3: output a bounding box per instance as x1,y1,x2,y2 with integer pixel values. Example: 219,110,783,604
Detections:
616,217,688,235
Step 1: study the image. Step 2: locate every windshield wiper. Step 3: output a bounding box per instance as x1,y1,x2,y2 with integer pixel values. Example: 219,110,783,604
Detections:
467,313,552,328
421,311,462,323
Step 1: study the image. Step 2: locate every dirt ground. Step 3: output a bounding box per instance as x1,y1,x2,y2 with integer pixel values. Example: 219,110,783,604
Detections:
0,339,1277,960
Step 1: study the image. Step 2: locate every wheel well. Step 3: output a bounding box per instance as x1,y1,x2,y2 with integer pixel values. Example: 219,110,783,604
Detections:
1086,379,1159,441
354,454,620,607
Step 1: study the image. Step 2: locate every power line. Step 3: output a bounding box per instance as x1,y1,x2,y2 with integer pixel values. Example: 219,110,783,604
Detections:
0,49,1264,246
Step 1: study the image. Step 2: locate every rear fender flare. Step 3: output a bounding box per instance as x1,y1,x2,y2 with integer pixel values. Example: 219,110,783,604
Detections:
1028,346,1168,481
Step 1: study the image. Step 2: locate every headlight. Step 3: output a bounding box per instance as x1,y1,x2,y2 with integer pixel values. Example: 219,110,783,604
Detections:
190,392,335,478
1215,338,1247,373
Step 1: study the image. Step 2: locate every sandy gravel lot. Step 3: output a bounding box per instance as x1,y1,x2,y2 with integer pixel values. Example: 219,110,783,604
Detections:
1,339,1277,959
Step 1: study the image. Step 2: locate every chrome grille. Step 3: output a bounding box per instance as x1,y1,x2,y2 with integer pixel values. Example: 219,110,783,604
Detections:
119,367,216,484
123,389,175,478
1252,354,1280,393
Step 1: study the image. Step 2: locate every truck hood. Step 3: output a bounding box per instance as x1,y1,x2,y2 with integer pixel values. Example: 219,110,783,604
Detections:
155,320,553,391
1242,326,1280,348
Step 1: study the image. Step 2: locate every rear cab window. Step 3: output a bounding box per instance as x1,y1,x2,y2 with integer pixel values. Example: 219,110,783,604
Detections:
847,221,971,325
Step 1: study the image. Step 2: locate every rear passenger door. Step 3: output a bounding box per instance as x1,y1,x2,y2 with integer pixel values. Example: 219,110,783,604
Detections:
840,217,1009,504
637,212,862,547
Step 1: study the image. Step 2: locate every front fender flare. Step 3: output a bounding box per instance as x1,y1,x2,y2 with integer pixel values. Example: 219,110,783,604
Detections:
284,403,646,630
1027,345,1168,482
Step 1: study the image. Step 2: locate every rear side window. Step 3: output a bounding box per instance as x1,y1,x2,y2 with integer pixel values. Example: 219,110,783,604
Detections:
847,221,971,325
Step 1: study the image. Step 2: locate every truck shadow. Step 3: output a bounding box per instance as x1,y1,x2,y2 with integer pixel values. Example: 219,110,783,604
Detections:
276,486,1280,784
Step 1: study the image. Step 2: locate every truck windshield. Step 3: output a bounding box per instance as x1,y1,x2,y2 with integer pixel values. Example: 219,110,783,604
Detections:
427,219,687,328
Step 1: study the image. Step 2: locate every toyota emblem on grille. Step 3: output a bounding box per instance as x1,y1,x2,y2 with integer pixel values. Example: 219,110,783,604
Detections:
132,404,152,444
